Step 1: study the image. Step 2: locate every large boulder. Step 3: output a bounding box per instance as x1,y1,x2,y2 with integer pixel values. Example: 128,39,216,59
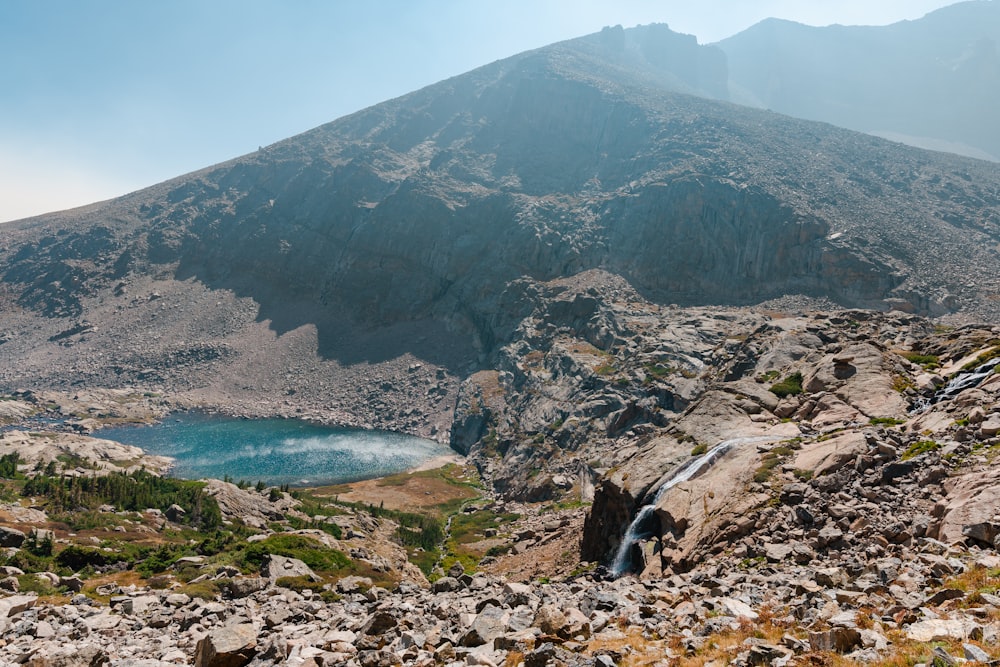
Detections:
792,431,867,477
194,623,257,667
262,554,318,583
933,467,1000,546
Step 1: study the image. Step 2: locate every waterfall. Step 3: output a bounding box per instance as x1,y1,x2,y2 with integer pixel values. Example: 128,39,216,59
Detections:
912,357,1000,413
610,435,779,577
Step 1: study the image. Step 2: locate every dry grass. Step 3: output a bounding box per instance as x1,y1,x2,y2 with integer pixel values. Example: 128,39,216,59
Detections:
587,628,668,666
944,564,1000,595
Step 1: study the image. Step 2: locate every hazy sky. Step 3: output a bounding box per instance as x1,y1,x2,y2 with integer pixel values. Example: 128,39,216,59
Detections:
0,0,960,222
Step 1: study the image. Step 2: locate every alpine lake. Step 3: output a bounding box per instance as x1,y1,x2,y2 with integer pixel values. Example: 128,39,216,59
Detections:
97,412,454,488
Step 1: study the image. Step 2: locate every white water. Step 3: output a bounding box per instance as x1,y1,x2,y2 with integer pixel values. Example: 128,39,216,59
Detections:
911,357,1000,413
610,435,780,577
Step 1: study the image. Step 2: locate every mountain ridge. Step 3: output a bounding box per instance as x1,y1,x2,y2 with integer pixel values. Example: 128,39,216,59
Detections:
718,0,1000,161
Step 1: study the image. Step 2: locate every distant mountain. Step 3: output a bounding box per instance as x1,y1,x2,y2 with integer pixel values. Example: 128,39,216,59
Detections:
718,0,1000,161
1,23,1000,410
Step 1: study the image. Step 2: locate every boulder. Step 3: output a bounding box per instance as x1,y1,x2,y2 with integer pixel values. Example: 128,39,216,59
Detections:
460,605,509,647
906,618,982,642
934,467,1000,546
809,628,862,653
222,577,269,598
194,623,257,667
980,415,1000,437
792,431,867,477
263,554,317,583
533,604,568,636
0,526,26,548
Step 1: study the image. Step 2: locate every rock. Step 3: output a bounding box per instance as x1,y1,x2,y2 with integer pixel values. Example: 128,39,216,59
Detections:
935,467,1000,546
906,618,982,642
25,644,109,667
979,415,1000,437
931,646,958,666
0,594,37,617
524,643,557,667
963,643,991,662
194,623,257,667
533,604,568,636
336,576,373,594
0,526,26,548
362,610,398,636
432,576,461,593
263,554,317,583
716,597,757,620
461,605,509,647
222,577,268,598
793,431,867,477
764,543,793,562
164,504,186,522
808,628,862,653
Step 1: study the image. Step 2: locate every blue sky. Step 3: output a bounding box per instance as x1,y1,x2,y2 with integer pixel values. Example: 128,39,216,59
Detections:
0,0,958,222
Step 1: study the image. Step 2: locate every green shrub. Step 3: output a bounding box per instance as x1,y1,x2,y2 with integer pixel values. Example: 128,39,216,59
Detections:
241,534,350,573
485,544,512,558
769,372,804,398
902,352,940,369
869,417,905,426
55,545,108,571
902,440,940,460
690,443,708,456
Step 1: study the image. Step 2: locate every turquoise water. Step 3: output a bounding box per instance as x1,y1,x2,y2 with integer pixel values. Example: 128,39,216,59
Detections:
97,412,453,487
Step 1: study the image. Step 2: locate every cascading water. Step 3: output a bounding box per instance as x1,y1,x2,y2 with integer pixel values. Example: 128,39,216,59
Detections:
610,435,780,577
911,357,1000,413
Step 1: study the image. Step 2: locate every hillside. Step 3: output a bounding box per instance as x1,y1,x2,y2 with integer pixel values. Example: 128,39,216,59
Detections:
719,0,1000,161
1,21,1000,666
2,26,1000,424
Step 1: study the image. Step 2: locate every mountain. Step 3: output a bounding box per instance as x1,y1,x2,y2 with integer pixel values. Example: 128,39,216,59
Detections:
2,23,1000,433
2,23,1000,665
718,0,1000,161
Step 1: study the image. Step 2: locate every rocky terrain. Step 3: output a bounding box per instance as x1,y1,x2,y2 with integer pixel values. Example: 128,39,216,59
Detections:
2,281,1000,665
0,18,999,667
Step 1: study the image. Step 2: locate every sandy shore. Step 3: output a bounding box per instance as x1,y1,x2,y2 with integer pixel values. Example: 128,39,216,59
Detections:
408,452,466,472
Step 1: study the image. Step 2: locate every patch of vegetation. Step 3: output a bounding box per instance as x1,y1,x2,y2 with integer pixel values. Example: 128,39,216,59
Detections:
960,345,1000,371
792,469,814,482
768,372,803,398
643,362,674,381
753,446,797,484
440,508,520,575
593,362,616,376
902,352,940,369
23,469,222,530
55,545,109,571
240,534,350,573
0,453,23,479
869,416,905,427
757,370,780,383
892,374,916,393
690,443,708,456
484,544,512,558
901,440,941,460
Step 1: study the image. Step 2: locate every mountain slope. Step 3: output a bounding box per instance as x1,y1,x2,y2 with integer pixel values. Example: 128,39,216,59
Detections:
718,0,1000,161
1,24,999,422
